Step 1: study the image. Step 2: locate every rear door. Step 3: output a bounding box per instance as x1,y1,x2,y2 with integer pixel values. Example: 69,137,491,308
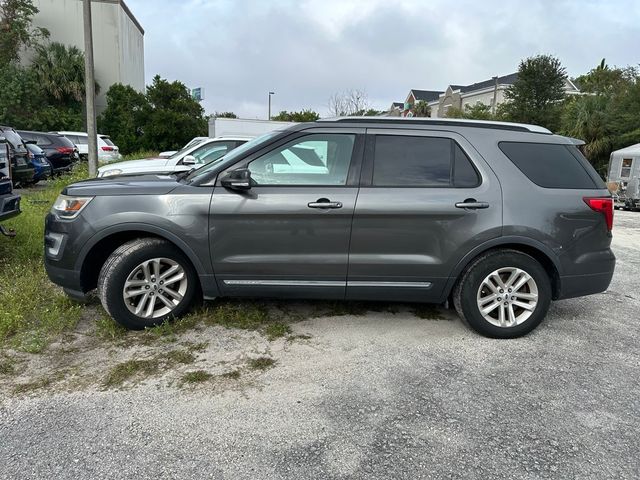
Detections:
210,128,364,299
347,128,502,302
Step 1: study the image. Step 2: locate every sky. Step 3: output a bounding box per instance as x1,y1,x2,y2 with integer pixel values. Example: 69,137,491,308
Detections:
125,0,640,119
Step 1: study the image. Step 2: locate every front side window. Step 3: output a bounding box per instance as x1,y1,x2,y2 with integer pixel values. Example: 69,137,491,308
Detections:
372,135,479,187
248,134,355,186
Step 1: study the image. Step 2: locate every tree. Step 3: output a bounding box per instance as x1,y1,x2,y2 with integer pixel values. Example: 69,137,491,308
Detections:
98,84,148,154
0,0,48,64
213,111,237,118
31,42,95,104
272,109,320,122
446,103,493,120
500,54,567,130
575,59,636,95
144,75,207,152
328,89,369,116
413,100,431,117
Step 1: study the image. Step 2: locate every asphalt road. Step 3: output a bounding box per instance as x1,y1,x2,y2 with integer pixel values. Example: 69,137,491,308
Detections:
1,212,639,479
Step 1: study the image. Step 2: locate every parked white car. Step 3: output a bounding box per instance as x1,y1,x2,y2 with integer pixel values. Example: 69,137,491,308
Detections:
158,136,209,158
57,131,122,163
96,136,252,177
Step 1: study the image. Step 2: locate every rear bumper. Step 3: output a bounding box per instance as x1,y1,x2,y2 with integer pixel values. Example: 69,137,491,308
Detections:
0,193,21,221
557,255,615,300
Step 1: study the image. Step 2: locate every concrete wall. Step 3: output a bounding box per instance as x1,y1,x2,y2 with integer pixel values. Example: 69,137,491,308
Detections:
30,0,144,112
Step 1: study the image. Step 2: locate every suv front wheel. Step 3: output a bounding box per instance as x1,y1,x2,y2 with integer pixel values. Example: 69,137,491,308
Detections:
453,250,551,338
98,238,199,329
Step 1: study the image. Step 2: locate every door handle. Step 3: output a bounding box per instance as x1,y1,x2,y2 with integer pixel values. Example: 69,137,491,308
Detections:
308,198,343,209
455,199,489,209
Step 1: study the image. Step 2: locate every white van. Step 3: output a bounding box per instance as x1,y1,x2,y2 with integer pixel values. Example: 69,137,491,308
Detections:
56,131,122,163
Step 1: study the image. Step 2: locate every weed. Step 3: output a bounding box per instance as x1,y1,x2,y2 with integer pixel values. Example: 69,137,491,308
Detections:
166,349,196,365
247,356,276,370
181,341,208,352
95,313,128,340
181,370,212,384
263,322,291,340
286,333,312,342
221,369,241,380
0,355,16,375
199,301,270,330
103,358,160,387
13,377,52,394
311,301,369,317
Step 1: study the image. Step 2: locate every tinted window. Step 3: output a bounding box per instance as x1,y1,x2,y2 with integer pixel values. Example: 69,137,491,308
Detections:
55,135,75,148
249,134,355,186
499,142,601,189
373,136,451,187
453,143,480,187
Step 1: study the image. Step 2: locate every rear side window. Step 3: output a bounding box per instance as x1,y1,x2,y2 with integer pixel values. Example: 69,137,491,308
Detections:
499,142,603,189
101,136,115,146
56,136,75,148
372,135,480,187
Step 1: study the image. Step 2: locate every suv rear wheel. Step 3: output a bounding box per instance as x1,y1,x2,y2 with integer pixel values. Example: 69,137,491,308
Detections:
98,238,198,329
453,250,551,338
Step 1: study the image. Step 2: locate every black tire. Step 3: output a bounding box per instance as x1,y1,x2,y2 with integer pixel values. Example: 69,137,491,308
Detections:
97,238,199,330
452,249,551,339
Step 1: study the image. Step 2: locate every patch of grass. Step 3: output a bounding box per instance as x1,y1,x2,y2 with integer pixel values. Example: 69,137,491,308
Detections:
13,377,52,394
311,301,370,317
95,313,128,340
247,356,276,371
145,316,199,339
0,355,17,375
412,305,446,320
221,369,241,380
263,322,291,340
120,150,160,162
199,301,271,330
181,370,212,384
286,333,312,342
181,341,208,352
166,349,196,365
0,164,89,352
103,358,160,387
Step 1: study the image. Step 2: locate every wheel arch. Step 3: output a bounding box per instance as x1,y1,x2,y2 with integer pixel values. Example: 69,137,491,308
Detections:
76,224,208,293
446,237,562,301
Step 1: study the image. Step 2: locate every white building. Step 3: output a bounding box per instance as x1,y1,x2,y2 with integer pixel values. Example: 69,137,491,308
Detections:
31,0,145,112
395,73,581,118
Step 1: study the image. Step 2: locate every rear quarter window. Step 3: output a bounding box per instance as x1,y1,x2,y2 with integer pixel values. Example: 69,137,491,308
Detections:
499,142,604,189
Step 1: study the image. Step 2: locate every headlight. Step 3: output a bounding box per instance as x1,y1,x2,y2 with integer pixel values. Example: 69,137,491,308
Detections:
99,169,122,177
52,195,94,219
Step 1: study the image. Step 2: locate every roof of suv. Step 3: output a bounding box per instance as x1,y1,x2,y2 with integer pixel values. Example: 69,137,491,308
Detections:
316,117,552,134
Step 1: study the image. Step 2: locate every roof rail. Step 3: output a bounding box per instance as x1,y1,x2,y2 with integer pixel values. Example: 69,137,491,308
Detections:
317,116,552,134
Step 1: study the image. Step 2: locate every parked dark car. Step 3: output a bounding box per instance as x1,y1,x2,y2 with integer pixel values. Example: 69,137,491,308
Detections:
0,126,35,187
0,140,21,235
44,118,615,338
25,143,53,183
17,130,78,174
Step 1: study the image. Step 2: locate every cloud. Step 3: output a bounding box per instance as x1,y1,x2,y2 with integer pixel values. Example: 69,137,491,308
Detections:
125,0,640,117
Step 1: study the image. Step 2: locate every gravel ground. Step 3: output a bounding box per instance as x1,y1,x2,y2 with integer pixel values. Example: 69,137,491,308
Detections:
1,211,639,479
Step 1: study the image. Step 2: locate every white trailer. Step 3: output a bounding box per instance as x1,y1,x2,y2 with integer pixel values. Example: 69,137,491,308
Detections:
208,118,296,138
607,143,640,210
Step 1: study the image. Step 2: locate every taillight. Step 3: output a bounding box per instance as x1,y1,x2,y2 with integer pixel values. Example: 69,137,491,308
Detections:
583,196,613,231
56,146,74,154
101,146,114,151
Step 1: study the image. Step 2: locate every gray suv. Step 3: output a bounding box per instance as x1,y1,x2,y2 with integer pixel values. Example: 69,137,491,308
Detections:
44,118,615,338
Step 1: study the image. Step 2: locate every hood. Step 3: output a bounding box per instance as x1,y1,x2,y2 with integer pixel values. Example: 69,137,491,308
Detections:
98,157,170,173
63,174,181,196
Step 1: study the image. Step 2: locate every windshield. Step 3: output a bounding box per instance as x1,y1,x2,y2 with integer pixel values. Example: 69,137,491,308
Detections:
186,131,283,182
168,138,207,159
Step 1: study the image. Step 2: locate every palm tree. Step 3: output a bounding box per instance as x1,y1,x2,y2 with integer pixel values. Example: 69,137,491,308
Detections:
31,41,98,104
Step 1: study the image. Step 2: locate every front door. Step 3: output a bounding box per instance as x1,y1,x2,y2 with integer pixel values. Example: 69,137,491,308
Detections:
347,128,503,302
210,129,364,299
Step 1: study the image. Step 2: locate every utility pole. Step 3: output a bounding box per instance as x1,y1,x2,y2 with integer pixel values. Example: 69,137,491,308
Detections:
268,91,274,120
83,0,98,176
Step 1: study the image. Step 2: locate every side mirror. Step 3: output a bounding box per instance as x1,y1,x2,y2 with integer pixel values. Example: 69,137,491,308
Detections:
182,155,196,165
221,168,252,190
